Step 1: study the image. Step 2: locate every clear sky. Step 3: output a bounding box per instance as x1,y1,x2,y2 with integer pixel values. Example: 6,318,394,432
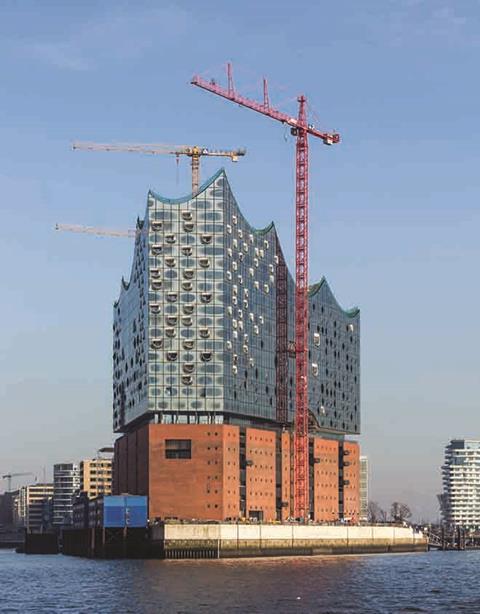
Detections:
1,0,479,520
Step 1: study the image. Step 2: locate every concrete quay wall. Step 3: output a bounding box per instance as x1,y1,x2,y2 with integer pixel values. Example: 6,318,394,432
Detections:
155,523,428,558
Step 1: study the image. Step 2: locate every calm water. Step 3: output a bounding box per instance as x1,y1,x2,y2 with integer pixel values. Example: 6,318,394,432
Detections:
1,548,479,613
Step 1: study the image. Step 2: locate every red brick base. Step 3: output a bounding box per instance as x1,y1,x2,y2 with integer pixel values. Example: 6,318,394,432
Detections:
113,424,359,523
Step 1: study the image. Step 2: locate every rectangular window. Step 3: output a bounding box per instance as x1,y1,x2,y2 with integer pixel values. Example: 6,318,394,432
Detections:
165,439,192,459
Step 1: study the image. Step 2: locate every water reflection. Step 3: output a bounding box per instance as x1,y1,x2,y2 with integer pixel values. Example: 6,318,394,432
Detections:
1,550,480,613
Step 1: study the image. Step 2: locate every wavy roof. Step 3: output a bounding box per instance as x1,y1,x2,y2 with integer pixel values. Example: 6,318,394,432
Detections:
116,169,359,317
149,168,275,236
148,168,225,205
309,277,360,318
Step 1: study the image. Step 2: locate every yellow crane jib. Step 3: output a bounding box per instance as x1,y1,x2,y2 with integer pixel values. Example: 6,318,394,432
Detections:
72,141,246,194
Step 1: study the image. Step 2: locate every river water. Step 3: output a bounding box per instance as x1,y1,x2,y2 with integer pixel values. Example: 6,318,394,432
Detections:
1,548,479,613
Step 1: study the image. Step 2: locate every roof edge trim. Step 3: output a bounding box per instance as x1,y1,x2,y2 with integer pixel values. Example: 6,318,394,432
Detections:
148,168,226,204
309,276,360,318
221,172,275,236
149,168,275,235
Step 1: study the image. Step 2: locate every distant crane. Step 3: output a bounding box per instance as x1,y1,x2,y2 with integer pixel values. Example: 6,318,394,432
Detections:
55,223,136,239
72,142,246,194
2,472,34,492
191,63,340,520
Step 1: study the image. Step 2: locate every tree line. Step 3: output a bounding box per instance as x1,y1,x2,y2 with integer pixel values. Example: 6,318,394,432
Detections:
368,501,412,523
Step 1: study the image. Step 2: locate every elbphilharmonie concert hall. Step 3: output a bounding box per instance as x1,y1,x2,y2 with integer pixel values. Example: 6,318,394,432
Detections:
113,170,361,523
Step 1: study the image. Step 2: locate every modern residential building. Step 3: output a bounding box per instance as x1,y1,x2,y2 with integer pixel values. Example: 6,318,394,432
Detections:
53,463,80,527
79,456,113,500
15,483,53,532
359,455,369,522
441,439,480,530
113,170,361,522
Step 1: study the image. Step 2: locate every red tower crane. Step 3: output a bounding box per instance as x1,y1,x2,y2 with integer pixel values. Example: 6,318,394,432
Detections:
191,63,340,520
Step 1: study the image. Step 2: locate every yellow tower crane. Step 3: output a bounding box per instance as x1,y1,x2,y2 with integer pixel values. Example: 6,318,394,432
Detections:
72,142,246,194
55,223,136,238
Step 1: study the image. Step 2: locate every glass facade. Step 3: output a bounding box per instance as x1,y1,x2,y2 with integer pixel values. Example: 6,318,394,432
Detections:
308,279,360,433
113,169,360,436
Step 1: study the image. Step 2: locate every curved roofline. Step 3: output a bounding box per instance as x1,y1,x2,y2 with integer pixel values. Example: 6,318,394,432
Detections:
113,276,130,307
114,170,360,317
113,222,146,307
220,170,275,237
309,277,360,318
149,168,276,235
148,168,225,204
238,215,275,237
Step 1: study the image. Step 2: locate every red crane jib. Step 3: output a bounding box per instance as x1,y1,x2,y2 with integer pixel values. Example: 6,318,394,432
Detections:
190,75,340,145
191,64,340,520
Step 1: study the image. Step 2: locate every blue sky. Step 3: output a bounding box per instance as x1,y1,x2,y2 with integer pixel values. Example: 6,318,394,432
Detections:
1,0,479,519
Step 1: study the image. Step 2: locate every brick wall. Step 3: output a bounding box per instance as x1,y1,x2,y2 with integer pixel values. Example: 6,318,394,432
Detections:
280,431,292,521
149,424,227,521
313,437,339,522
222,427,240,519
113,423,360,523
245,428,276,521
342,440,360,523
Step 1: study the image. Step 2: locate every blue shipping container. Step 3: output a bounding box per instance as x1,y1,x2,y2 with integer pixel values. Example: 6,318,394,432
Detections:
103,496,148,528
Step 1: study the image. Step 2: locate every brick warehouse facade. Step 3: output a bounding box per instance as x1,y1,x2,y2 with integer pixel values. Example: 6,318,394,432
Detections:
112,170,361,522
113,424,359,522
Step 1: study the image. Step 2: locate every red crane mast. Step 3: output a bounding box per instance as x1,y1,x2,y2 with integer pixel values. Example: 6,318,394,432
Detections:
191,64,340,519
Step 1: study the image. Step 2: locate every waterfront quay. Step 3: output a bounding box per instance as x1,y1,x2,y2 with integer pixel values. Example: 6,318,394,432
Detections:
59,522,427,559
153,522,427,559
